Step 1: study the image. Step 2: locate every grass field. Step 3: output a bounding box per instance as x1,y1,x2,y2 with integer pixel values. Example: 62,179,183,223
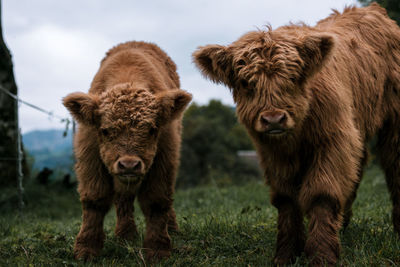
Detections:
0,165,399,266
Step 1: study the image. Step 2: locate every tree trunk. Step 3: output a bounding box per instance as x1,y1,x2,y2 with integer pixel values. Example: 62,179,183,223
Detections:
0,0,20,186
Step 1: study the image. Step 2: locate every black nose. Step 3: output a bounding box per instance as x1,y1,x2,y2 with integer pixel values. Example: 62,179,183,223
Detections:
260,112,286,126
116,157,143,174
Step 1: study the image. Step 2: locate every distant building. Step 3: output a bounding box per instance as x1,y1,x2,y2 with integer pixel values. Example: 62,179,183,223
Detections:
237,150,259,165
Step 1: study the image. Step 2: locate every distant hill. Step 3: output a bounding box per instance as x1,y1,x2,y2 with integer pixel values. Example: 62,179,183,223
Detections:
22,129,74,175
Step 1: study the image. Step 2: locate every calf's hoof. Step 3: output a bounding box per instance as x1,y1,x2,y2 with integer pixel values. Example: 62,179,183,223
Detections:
273,256,297,266
74,246,100,261
308,257,337,267
305,249,338,267
145,248,171,263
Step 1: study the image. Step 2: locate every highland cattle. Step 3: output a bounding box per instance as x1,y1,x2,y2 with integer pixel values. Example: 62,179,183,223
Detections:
64,41,192,261
193,3,400,265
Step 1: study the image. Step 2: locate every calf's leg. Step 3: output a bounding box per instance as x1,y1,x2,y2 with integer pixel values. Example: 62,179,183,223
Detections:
114,193,138,240
138,190,173,261
304,195,341,266
378,121,400,236
74,196,113,260
342,148,367,229
271,193,305,265
73,128,114,260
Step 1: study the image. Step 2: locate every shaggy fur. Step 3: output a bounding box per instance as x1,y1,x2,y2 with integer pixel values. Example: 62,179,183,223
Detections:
63,41,192,261
193,3,400,266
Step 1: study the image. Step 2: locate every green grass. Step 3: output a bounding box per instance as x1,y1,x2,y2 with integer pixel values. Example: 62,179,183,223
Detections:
0,165,399,266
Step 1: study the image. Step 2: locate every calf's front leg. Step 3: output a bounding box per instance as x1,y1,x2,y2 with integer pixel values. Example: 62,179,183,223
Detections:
299,138,360,266
114,193,138,241
304,195,341,266
139,193,173,261
271,193,305,265
74,197,112,260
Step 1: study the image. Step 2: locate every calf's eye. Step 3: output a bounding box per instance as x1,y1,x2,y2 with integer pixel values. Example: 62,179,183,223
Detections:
149,127,157,136
101,128,109,137
240,79,248,88
237,59,246,66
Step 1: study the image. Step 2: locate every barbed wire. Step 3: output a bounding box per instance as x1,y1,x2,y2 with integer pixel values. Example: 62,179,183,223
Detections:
0,85,74,136
0,86,75,166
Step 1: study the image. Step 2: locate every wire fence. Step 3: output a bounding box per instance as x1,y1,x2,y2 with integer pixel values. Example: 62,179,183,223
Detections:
0,86,73,135
0,85,74,211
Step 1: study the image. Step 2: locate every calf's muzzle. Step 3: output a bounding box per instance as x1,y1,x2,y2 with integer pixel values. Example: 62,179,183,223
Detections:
114,155,145,176
258,110,288,134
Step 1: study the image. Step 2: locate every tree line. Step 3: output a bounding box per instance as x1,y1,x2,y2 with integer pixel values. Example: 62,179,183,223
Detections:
177,100,261,188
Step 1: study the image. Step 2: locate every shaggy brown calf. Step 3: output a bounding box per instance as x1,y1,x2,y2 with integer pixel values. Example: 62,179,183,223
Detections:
193,3,400,266
63,41,192,261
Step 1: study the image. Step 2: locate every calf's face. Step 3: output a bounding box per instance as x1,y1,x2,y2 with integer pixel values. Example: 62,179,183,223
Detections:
63,84,191,184
193,31,334,138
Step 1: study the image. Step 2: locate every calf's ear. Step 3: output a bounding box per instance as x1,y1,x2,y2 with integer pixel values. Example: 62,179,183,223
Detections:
297,34,335,80
157,90,192,122
62,92,99,125
192,45,234,87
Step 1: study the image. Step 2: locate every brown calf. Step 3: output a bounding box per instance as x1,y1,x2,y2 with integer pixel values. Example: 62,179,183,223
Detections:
193,3,400,266
63,41,192,261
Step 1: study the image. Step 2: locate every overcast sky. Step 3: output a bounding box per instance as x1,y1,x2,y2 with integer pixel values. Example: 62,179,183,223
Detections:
3,0,358,133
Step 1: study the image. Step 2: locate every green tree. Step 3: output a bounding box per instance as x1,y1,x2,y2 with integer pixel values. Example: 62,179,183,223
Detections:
359,0,400,24
178,100,260,188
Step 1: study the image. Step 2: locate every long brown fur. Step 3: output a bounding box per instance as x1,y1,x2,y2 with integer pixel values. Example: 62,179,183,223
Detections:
63,41,192,261
193,3,400,266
